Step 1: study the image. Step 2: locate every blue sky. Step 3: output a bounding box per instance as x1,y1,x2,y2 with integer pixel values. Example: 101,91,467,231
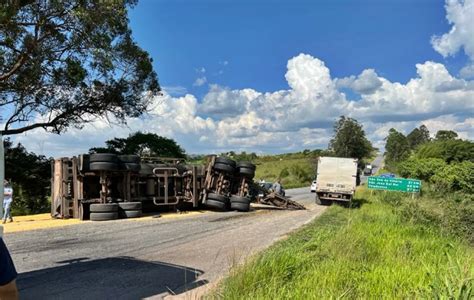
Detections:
129,0,464,95
10,0,474,156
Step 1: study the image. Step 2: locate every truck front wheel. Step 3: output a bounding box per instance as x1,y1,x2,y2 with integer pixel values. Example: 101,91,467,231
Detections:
315,194,322,205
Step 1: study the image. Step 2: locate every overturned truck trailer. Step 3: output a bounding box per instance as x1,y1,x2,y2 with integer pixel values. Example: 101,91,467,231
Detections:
51,154,262,221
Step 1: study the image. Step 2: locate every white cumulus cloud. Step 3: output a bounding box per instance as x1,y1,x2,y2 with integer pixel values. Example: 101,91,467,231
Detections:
336,69,383,94
7,54,474,157
193,76,207,87
431,0,474,60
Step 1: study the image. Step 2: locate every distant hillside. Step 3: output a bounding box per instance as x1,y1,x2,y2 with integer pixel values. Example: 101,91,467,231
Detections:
189,150,331,189
254,156,316,189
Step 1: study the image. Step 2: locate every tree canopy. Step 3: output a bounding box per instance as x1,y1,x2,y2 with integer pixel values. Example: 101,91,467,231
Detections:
384,128,411,168
435,130,458,141
407,124,430,149
0,0,159,136
90,132,186,158
329,116,373,160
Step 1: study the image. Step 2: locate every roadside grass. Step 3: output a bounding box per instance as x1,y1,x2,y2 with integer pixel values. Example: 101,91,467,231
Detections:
254,157,315,189
212,186,474,299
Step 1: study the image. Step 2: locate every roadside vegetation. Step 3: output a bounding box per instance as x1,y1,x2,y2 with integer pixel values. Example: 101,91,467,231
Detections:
213,186,474,299
214,116,376,188
214,125,473,299
3,139,51,216
385,126,473,244
254,153,318,189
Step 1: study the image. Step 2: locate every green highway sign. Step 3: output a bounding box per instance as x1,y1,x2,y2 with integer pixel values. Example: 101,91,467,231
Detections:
368,176,421,192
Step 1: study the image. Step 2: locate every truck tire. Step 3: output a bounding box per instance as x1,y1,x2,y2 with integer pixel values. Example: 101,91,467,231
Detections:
207,193,229,203
90,203,119,212
230,195,250,204
315,194,322,205
122,163,141,172
90,162,119,171
119,210,142,219
230,201,250,212
79,154,90,172
90,212,118,221
206,193,229,210
214,163,235,174
238,167,255,178
118,155,140,163
139,163,154,175
236,161,256,170
205,199,227,210
230,195,250,212
90,153,118,163
118,202,142,210
215,157,236,167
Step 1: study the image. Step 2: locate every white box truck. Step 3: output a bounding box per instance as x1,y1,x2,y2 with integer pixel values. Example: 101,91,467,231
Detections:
315,156,358,205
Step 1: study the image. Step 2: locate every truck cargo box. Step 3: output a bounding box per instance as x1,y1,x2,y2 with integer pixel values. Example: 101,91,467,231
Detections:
315,156,358,204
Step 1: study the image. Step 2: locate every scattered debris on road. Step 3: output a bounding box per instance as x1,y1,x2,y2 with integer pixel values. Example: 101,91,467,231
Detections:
257,192,306,210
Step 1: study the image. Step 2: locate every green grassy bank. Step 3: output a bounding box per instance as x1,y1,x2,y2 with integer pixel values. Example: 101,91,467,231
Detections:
213,187,474,299
254,155,315,189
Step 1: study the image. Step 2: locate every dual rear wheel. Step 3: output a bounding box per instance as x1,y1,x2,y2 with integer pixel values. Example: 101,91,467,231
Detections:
213,157,256,179
205,193,251,212
89,202,142,221
89,154,141,172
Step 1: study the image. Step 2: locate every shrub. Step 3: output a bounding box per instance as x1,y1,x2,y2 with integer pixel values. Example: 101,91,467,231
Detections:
397,158,446,181
431,161,474,193
377,191,405,206
415,139,474,163
444,199,474,243
290,165,312,182
279,167,290,178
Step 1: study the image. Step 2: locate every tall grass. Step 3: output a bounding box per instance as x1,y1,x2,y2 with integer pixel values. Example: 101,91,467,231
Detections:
212,187,474,299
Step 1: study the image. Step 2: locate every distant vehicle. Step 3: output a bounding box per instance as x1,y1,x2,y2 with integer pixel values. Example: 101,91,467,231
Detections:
363,164,373,176
315,156,358,206
380,173,395,178
310,180,317,193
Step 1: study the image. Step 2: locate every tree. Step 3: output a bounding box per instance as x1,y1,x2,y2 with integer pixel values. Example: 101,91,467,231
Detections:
384,128,411,168
90,132,186,158
0,1,159,213
329,116,373,160
3,139,51,215
0,1,159,136
407,124,430,149
435,130,458,141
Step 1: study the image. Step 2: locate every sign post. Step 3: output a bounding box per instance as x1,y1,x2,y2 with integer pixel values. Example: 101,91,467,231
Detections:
368,176,421,193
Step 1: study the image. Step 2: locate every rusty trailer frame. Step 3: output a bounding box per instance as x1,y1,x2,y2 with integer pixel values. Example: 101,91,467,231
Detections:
51,154,304,220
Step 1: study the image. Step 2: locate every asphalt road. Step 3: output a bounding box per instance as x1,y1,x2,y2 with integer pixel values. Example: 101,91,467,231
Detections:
5,187,323,299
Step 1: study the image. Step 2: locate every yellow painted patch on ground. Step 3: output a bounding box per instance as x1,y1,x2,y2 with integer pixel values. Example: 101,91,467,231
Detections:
2,210,213,233
2,213,83,234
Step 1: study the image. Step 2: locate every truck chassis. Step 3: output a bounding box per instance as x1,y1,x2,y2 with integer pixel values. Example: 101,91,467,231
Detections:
51,154,304,220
